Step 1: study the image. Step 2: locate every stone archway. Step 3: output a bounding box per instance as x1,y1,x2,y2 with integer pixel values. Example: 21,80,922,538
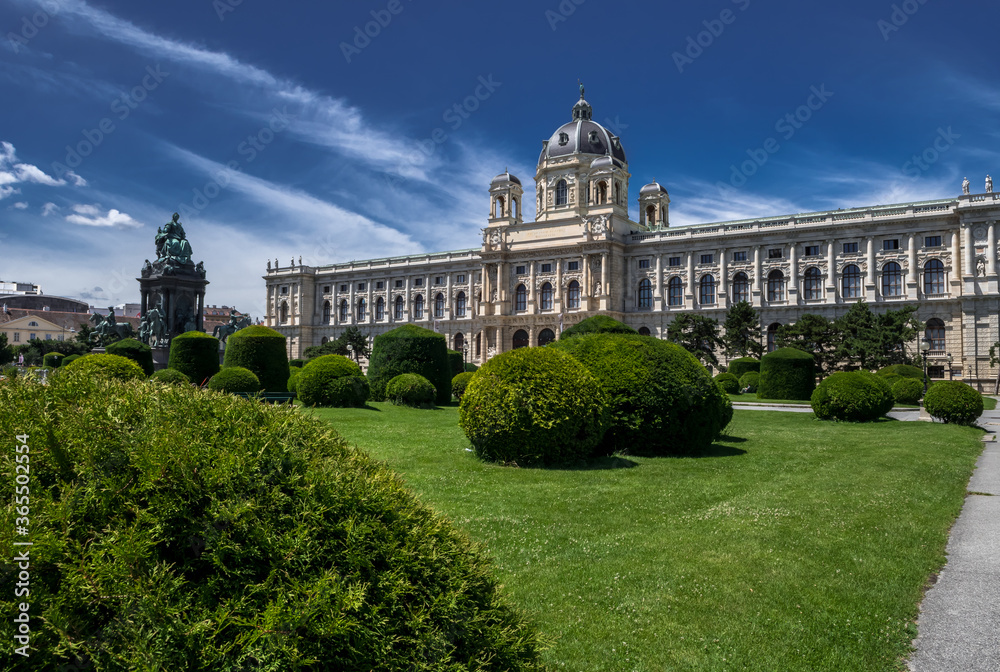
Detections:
512,329,529,349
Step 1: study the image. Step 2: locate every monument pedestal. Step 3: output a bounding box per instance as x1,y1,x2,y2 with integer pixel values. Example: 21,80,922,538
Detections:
152,347,170,371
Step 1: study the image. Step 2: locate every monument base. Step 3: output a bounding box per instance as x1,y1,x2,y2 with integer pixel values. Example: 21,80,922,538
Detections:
152,347,170,371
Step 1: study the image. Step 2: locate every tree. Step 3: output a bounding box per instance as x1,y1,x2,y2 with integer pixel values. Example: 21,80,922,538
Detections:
667,313,723,367
833,301,922,371
75,323,94,346
876,305,922,366
14,337,88,366
722,301,763,359
0,333,12,365
303,326,371,364
776,314,839,375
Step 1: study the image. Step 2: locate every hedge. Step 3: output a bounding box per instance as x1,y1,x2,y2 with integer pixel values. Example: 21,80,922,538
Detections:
287,367,303,394
811,371,894,422
64,353,145,382
924,381,984,425
891,377,924,404
452,371,475,401
42,352,65,368
876,364,925,381
551,334,728,455
208,366,261,395
727,357,760,380
296,355,369,407
0,372,546,670
367,324,451,405
464,362,479,373
559,315,637,340
61,354,82,367
739,371,760,393
758,347,816,400
150,368,190,385
106,337,154,377
289,358,306,368
222,325,289,394
447,349,465,378
714,372,741,394
386,373,437,408
460,346,608,466
168,331,220,385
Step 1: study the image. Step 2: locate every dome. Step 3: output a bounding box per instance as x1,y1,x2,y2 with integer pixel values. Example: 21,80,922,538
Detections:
591,155,614,170
539,92,627,165
640,181,668,196
490,169,521,187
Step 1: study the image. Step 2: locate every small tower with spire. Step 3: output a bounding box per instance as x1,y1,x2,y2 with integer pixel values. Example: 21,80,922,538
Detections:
488,168,524,227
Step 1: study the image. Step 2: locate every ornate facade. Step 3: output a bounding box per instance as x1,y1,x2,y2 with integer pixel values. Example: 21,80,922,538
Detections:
265,91,1000,388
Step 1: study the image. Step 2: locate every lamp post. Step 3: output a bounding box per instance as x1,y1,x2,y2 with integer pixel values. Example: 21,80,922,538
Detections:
463,345,468,370
920,337,931,397
346,342,354,363
947,352,953,380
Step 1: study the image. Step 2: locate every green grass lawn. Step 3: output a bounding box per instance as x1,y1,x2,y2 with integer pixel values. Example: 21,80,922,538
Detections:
311,404,984,672
728,393,997,411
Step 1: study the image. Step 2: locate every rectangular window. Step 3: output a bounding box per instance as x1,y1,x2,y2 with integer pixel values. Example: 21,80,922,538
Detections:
456,274,465,283
414,278,423,286
376,281,384,290
668,257,682,267
843,242,858,254
541,263,552,273
732,251,747,262
434,277,442,285
13,333,18,342
638,259,650,269
883,239,899,251
29,333,36,340
925,235,942,247
282,286,289,294
45,334,51,340
567,261,579,271
928,365,945,379
700,254,714,264
339,284,347,292
805,245,820,257
768,248,783,259
323,286,331,293
394,280,403,288
357,282,366,291
515,265,526,275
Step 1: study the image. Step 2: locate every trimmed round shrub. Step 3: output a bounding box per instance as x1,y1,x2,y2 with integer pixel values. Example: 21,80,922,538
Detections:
811,372,894,422
208,366,261,395
168,331,221,385
464,362,479,372
452,371,475,401
222,325,289,394
728,357,760,380
551,334,728,455
720,389,734,432
42,352,65,368
297,355,369,407
714,372,741,394
559,315,637,340
106,337,154,377
877,364,925,381
150,368,190,385
386,373,437,407
891,377,924,404
64,353,145,382
740,371,760,393
758,347,816,400
289,358,306,368
61,354,82,367
447,349,465,378
287,366,303,394
460,347,607,465
367,324,451,405
0,373,546,670
924,381,984,425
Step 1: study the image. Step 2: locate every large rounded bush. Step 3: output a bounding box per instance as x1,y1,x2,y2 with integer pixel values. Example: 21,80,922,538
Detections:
891,377,924,404
447,349,465,377
297,355,369,407
876,364,925,381
728,357,760,380
222,325,289,393
464,362,479,372
0,373,545,670
559,315,637,340
811,371,894,422
714,372,740,394
739,371,760,393
208,366,261,395
367,324,451,405
386,373,437,407
452,371,475,401
460,347,608,465
61,354,82,367
287,366,303,394
106,337,154,377
42,352,65,368
551,334,728,455
64,353,145,382
924,381,984,425
168,331,221,385
150,368,190,385
758,347,816,400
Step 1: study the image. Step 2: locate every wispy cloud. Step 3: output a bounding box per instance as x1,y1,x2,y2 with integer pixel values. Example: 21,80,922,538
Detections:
11,201,28,209
65,203,142,228
41,202,59,216
0,140,82,192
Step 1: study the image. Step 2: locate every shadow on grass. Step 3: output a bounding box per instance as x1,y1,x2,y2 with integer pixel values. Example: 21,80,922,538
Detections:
358,404,382,412
718,434,747,443
554,455,641,471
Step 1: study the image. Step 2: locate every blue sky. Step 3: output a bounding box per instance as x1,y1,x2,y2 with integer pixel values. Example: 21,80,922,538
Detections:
1,0,998,318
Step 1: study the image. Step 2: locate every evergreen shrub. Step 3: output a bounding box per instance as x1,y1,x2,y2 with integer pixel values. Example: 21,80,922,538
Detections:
720,389,734,432
367,324,451,404
0,373,545,670
739,371,760,393
168,331,220,385
447,349,465,377
106,338,154,377
728,357,760,380
451,371,474,401
64,353,145,382
559,315,637,340
876,364,925,381
758,347,816,400
891,377,924,405
61,354,82,367
223,325,289,393
386,373,437,407
464,362,479,372
208,366,261,395
297,355,369,407
287,367,302,394
459,347,607,465
551,334,728,455
42,352,64,368
289,359,306,368
714,372,740,394
924,381,984,425
811,371,894,422
150,368,190,385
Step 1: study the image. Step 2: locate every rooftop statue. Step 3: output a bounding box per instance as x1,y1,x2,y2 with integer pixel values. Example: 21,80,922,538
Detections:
963,177,970,195
987,175,994,194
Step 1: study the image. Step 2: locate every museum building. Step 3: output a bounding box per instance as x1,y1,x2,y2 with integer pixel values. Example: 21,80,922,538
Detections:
265,91,1000,387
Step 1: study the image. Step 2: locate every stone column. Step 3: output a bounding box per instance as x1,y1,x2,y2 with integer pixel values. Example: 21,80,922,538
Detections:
989,222,997,276
197,292,204,331
601,253,609,296
348,282,356,325
908,233,919,299
719,248,728,309
789,244,799,292
555,259,563,305
826,239,837,300
951,230,962,292
866,237,877,300
964,226,974,277
405,278,411,321
752,246,762,307
654,254,663,310
582,254,591,305
529,261,537,311
687,252,695,308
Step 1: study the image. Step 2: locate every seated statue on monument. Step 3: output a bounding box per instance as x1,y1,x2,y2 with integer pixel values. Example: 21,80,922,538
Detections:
155,213,194,270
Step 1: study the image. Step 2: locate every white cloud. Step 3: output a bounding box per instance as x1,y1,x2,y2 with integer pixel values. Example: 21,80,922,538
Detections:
65,204,143,228
0,186,19,200
0,140,75,193
11,201,28,209
41,202,60,216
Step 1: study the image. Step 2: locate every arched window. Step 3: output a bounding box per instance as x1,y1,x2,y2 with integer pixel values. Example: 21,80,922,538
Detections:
598,181,608,204
513,329,529,349
842,264,861,299
540,282,553,311
394,295,404,320
338,300,348,322
668,276,683,307
767,323,781,353
732,272,749,304
512,198,519,219
357,298,366,322
413,294,424,320
555,180,568,206
454,332,465,352
321,336,328,345
455,291,467,318
699,275,716,306
434,293,445,318
767,270,785,302
538,328,555,346
646,205,656,224
495,195,505,218
803,267,822,300
638,278,653,309
279,302,289,324
375,296,385,321
614,182,621,204
882,262,902,297
926,318,945,351
515,284,527,312
567,280,581,309
475,331,482,357
638,327,651,336
322,300,331,324
924,259,945,295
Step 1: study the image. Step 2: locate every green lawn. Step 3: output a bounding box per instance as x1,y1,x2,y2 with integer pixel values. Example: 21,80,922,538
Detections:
729,393,997,411
311,404,984,672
